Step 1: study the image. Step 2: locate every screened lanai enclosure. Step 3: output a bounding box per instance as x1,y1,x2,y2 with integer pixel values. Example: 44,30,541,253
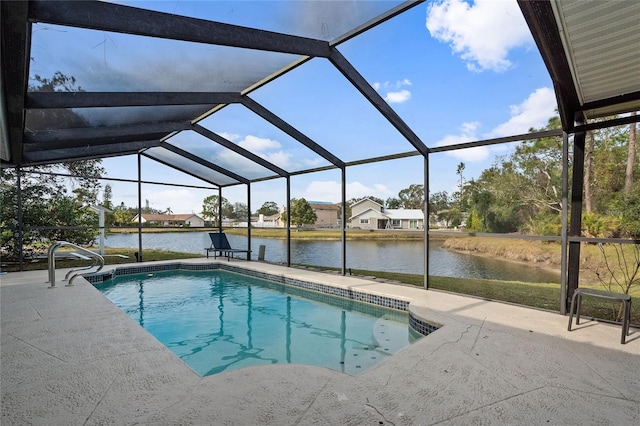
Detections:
2,1,640,314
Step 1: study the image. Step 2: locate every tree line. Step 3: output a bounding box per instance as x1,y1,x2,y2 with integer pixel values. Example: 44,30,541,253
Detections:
201,196,318,228
456,115,637,237
335,114,639,238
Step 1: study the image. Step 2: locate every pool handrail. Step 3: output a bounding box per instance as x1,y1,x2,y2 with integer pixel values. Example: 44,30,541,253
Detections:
47,241,105,288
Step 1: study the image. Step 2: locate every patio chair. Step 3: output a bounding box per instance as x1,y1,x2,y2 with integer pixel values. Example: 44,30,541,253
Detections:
567,288,632,344
206,232,251,261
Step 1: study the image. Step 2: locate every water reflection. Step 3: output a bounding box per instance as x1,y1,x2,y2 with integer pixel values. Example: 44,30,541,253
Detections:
138,280,144,327
95,270,411,376
104,232,559,283
286,296,291,364
340,310,346,373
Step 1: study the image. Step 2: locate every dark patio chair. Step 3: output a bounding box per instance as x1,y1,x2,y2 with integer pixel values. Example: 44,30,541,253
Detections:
206,232,251,261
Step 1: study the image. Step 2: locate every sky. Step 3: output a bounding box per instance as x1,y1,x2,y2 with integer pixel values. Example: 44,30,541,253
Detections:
30,0,558,216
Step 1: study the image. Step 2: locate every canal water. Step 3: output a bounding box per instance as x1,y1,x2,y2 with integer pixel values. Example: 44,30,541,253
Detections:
104,231,560,283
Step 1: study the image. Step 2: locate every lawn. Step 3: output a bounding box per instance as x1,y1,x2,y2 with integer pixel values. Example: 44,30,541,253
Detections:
308,265,640,325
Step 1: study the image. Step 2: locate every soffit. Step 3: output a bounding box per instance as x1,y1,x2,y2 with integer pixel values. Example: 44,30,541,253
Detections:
550,0,640,120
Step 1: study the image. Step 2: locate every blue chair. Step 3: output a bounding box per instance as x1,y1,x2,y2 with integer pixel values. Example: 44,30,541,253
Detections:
206,232,251,261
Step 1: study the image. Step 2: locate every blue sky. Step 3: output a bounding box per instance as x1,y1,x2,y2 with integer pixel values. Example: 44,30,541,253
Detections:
31,0,558,215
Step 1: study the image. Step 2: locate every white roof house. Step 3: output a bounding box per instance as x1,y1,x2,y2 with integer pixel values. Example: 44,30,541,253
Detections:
349,198,424,230
132,214,205,228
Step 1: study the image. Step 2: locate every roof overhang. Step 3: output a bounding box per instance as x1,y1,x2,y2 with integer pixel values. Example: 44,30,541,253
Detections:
519,0,640,130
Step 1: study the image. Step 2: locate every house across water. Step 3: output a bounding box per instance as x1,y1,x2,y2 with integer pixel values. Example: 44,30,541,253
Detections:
349,198,423,230
132,214,205,228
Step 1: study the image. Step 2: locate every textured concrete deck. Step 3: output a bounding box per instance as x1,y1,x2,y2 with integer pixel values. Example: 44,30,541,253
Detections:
2,259,639,425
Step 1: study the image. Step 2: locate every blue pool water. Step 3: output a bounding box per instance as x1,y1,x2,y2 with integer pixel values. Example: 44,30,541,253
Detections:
94,269,420,376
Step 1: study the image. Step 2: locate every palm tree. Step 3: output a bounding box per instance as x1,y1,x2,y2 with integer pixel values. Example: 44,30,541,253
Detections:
456,162,466,191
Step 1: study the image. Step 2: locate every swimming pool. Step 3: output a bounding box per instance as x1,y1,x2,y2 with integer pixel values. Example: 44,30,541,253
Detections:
93,267,427,376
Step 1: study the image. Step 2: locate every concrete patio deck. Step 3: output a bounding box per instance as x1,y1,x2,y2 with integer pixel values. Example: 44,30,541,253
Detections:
2,258,638,425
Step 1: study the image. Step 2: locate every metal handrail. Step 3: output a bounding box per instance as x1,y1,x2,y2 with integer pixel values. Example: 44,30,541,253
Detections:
47,241,105,288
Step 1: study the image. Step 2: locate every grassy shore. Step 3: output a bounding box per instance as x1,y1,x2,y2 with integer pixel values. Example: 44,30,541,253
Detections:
311,265,640,324
441,236,640,286
107,227,430,240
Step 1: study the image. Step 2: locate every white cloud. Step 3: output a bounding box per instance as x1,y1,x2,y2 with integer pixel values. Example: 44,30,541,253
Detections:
374,79,413,104
434,121,489,162
302,157,327,167
302,181,341,202
261,150,293,169
346,182,394,200
143,189,202,215
217,132,240,142
214,149,264,174
486,87,557,137
215,133,293,168
432,87,557,162
426,0,532,72
302,181,394,203
238,135,281,152
385,90,412,104
448,145,490,162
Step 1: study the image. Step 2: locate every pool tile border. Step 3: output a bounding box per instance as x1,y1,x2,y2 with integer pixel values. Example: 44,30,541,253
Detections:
85,262,439,337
